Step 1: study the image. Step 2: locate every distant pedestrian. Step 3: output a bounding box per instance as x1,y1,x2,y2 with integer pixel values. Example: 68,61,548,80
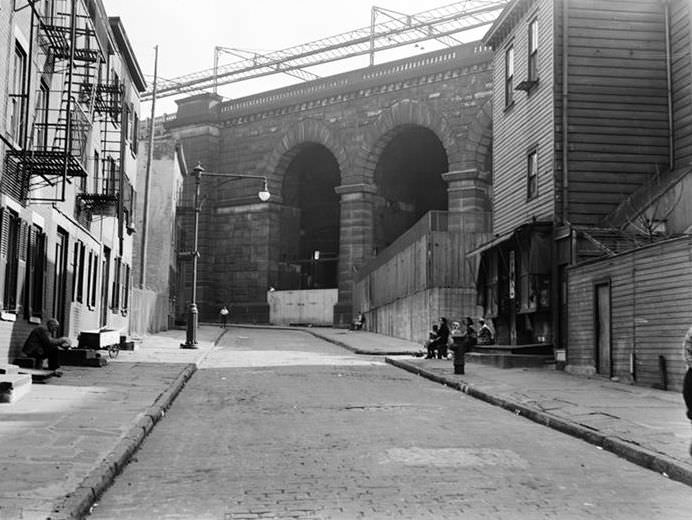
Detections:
449,317,476,374
683,325,692,456
219,305,229,328
21,318,71,375
477,318,494,345
351,312,365,331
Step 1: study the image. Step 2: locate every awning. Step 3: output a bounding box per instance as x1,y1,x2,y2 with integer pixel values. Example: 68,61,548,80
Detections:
466,221,553,259
466,228,515,258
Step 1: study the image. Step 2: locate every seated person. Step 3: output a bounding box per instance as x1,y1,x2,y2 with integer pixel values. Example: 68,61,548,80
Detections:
21,318,71,375
424,324,439,348
477,318,494,345
426,317,450,359
351,312,366,330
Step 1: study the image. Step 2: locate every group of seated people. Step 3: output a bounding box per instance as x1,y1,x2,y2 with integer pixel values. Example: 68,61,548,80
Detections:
424,316,494,359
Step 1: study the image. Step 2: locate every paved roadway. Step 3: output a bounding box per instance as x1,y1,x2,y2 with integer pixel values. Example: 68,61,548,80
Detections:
87,327,691,520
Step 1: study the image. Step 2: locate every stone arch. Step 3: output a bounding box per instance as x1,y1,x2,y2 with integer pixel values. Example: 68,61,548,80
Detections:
354,99,459,184
262,118,349,191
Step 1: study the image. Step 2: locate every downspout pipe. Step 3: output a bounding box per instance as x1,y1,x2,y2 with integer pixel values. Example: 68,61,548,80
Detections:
664,0,674,169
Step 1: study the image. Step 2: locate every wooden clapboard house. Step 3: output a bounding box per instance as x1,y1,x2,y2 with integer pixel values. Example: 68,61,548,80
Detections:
475,0,692,385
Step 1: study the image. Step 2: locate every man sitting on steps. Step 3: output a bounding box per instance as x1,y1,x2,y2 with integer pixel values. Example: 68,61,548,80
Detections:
21,318,72,376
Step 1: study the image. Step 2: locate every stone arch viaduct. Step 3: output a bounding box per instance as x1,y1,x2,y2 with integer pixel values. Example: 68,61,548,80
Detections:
166,41,494,326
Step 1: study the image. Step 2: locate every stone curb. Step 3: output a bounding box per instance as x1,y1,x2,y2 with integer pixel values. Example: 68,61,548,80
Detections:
385,356,692,489
48,329,227,520
227,324,419,356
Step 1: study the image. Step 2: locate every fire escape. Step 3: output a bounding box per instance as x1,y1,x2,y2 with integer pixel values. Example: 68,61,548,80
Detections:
4,0,123,212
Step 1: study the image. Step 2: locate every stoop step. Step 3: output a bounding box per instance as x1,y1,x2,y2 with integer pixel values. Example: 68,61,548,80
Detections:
0,369,32,403
465,352,553,369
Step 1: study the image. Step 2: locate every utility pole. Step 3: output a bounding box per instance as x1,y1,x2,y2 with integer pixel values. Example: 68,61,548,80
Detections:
140,45,158,288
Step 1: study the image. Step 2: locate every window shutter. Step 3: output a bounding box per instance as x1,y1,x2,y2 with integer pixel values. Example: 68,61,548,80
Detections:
15,220,28,313
0,208,8,310
25,225,36,318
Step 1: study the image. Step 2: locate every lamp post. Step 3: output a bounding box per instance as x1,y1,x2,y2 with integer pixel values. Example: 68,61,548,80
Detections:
180,162,270,348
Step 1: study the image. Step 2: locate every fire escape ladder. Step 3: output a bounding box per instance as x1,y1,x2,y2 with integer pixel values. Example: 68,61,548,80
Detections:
5,0,104,203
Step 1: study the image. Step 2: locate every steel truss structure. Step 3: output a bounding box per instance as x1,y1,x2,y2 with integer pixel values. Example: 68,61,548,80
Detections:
143,0,508,102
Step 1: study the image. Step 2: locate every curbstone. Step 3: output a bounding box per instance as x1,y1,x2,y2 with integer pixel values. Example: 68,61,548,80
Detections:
51,361,200,519
385,356,692,488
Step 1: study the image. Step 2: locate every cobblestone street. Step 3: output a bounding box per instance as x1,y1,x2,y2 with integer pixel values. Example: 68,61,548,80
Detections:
85,328,691,520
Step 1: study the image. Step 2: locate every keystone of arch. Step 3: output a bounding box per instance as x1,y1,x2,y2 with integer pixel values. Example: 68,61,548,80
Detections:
354,99,461,184
261,118,349,183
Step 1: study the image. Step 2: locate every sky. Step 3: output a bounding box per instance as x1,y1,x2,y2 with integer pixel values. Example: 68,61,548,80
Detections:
100,1,493,116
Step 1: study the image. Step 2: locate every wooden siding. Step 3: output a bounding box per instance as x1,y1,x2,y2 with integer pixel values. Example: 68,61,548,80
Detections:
566,0,670,226
567,236,692,392
671,0,692,166
492,0,555,236
353,230,484,342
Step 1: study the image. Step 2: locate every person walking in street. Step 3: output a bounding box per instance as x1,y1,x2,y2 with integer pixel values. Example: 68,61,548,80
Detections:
683,325,692,456
21,318,71,375
219,305,230,328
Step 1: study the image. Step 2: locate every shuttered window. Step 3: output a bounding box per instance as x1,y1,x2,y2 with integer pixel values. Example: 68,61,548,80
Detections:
2,209,20,311
90,253,99,308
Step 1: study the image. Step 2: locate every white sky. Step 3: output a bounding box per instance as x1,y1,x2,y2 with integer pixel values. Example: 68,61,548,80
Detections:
101,1,491,115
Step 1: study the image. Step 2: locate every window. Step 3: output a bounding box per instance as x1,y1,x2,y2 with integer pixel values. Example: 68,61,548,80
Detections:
93,150,100,193
111,256,121,309
122,263,130,313
528,18,539,83
36,81,50,151
504,45,514,108
8,43,27,144
2,209,20,311
131,111,139,154
89,253,98,308
527,148,538,200
77,243,85,303
122,104,129,147
70,241,88,304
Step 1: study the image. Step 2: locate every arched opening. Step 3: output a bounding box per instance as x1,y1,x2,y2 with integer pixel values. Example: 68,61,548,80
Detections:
373,125,448,252
279,143,340,289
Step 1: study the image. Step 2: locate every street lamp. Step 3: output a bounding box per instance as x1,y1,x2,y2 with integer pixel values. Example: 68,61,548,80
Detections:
180,162,270,348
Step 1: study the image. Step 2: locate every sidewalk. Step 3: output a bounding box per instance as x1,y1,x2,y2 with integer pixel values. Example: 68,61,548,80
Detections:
0,326,222,520
302,327,692,488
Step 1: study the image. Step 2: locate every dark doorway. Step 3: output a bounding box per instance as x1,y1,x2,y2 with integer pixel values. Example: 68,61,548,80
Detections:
52,227,68,334
279,143,340,290
101,246,111,327
373,125,448,252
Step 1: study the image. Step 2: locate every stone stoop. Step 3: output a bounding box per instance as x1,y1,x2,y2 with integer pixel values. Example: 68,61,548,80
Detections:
0,365,32,403
464,352,553,369
463,342,555,369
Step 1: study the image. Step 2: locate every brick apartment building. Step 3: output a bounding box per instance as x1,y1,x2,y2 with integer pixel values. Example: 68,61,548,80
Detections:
0,0,145,362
